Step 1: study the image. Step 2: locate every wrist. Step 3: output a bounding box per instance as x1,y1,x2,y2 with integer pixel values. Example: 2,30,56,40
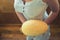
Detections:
44,20,50,25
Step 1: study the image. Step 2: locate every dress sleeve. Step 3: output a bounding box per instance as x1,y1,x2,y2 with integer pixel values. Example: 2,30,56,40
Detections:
14,0,23,13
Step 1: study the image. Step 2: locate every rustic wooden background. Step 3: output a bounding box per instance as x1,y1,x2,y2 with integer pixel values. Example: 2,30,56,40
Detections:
0,0,60,40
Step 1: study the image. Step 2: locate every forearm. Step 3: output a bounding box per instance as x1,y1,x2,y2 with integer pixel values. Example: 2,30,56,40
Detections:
44,11,59,24
44,0,59,25
15,12,27,23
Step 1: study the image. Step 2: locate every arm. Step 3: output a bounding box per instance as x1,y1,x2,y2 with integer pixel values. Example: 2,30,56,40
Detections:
44,0,59,24
15,12,27,23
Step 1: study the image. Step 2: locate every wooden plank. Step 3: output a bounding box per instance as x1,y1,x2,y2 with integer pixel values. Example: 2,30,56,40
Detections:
0,13,22,24
0,24,22,34
0,34,26,40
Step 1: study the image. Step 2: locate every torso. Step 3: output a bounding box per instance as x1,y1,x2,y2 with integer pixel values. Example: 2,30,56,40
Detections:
14,0,48,20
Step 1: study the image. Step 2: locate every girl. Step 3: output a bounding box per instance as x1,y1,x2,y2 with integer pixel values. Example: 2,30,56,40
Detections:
14,0,59,40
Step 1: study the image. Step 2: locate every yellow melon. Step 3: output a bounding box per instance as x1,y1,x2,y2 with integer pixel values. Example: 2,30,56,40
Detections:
21,20,48,36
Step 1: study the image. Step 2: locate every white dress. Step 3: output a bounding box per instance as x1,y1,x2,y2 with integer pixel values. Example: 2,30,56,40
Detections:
14,0,50,40
14,0,48,20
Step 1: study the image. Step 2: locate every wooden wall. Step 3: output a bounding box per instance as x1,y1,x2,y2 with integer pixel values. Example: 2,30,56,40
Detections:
0,0,21,24
0,0,60,25
0,0,14,13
